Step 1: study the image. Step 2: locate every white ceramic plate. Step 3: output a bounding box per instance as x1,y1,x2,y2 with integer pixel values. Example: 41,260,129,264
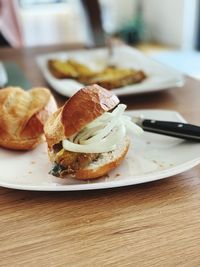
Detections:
0,110,199,191
37,46,184,97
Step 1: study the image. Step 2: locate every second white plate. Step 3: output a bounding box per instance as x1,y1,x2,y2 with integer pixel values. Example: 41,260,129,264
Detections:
37,45,184,97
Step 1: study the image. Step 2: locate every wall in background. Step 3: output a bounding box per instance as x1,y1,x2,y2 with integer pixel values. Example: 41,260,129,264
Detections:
17,1,93,47
99,0,138,34
142,0,184,47
142,0,199,49
181,0,199,50
13,0,199,49
99,0,198,49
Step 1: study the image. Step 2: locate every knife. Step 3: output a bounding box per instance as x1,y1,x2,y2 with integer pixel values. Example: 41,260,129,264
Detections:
133,117,200,141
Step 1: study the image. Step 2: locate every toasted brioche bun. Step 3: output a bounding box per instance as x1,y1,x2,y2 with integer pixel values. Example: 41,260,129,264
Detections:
0,87,57,150
44,84,119,149
75,137,130,180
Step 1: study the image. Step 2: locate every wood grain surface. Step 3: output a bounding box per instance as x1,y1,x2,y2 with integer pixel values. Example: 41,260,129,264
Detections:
0,45,200,267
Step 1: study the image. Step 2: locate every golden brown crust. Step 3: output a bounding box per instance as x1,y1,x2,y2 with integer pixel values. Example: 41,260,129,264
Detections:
48,59,97,80
44,108,65,150
0,87,57,150
78,68,146,90
44,84,119,149
87,70,147,90
72,138,130,179
48,59,78,79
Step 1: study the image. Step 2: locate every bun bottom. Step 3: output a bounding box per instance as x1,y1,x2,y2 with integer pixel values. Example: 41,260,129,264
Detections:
75,137,130,180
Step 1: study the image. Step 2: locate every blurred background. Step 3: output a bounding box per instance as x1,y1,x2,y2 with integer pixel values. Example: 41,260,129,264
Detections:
0,0,200,78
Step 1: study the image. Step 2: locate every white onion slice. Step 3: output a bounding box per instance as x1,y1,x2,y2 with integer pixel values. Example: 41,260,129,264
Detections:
62,139,116,153
62,125,126,153
81,116,119,144
62,104,143,153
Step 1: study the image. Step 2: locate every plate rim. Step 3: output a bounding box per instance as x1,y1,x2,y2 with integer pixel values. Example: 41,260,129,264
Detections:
0,109,199,191
0,157,199,191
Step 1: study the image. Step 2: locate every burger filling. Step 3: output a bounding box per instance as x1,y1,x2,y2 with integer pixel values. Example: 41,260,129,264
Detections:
50,147,100,177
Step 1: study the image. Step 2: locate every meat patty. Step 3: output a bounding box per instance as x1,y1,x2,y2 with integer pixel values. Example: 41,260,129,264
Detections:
50,147,99,177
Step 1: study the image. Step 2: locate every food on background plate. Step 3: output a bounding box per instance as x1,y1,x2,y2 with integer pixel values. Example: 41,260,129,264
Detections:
47,58,146,89
48,59,97,79
79,67,146,90
44,84,143,180
0,87,57,150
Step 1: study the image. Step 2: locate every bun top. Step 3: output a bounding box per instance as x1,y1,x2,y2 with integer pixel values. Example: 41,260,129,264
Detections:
44,84,119,149
62,84,119,136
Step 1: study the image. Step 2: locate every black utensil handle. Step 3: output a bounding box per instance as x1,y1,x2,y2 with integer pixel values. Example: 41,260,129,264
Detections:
142,119,200,141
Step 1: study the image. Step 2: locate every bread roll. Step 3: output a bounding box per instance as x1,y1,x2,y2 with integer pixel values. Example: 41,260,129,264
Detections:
0,86,57,150
44,84,130,180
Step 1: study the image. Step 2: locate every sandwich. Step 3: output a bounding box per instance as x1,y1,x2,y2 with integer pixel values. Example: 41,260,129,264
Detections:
44,84,142,179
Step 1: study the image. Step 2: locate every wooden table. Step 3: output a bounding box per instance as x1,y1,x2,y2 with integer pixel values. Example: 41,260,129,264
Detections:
0,45,200,267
